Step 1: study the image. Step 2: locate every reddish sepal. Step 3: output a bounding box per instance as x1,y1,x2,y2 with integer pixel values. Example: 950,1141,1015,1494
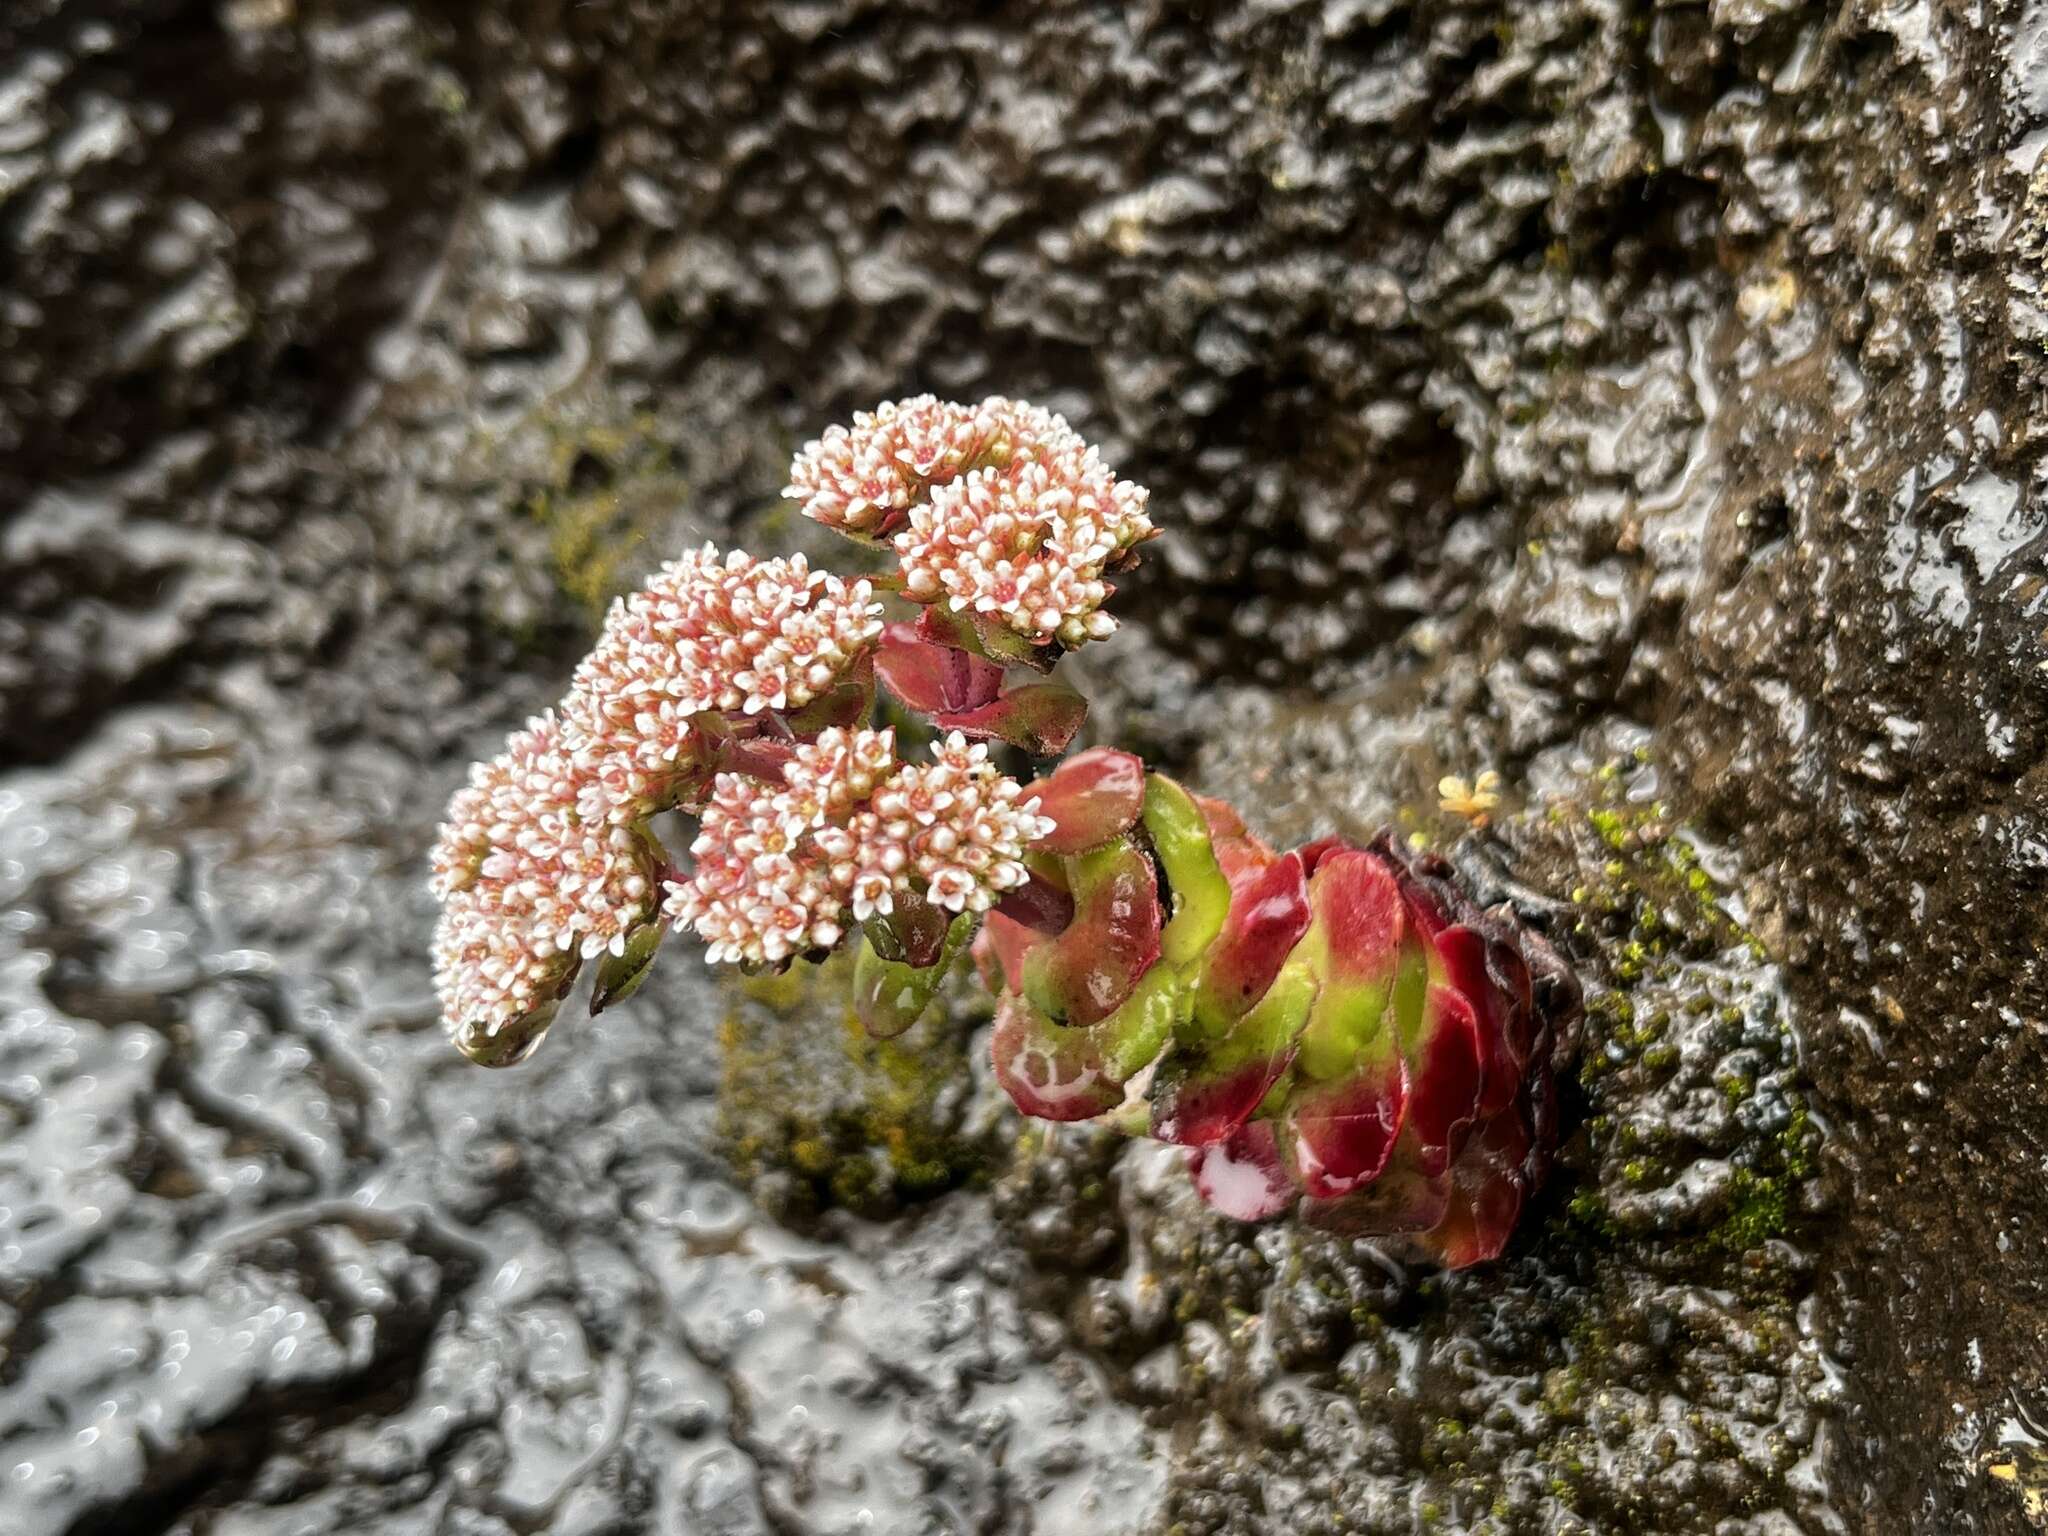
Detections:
934,681,1088,757
875,621,1004,713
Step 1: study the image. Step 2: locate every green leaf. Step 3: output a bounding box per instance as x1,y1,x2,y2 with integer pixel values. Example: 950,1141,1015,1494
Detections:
590,922,665,1014
852,911,979,1039
1141,773,1231,966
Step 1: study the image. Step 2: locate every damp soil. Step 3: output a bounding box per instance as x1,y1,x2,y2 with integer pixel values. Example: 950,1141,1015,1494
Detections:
2,1,2046,1533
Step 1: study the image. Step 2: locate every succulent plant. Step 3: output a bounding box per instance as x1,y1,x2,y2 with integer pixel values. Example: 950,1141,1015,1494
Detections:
974,752,1581,1267
428,397,1578,1265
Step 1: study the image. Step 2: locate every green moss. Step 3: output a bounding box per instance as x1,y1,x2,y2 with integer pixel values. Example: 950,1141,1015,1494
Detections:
1712,1169,1790,1252
715,951,998,1218
517,409,690,622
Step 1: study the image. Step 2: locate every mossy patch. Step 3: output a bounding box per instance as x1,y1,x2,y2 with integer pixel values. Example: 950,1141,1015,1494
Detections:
1515,756,1822,1274
714,948,1002,1220
524,412,687,622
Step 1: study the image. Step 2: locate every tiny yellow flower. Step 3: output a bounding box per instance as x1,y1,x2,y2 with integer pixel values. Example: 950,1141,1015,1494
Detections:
1438,770,1503,826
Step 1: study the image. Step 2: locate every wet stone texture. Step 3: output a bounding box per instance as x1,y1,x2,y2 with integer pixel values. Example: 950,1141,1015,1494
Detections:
1,0,2044,1533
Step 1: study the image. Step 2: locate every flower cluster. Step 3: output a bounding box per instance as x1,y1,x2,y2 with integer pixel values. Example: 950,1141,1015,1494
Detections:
782,394,1006,536
786,396,1155,648
564,546,882,825
663,728,1052,967
428,544,882,1041
429,712,660,1036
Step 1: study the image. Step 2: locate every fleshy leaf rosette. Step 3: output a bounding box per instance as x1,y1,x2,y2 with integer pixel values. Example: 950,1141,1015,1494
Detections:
978,753,1581,1269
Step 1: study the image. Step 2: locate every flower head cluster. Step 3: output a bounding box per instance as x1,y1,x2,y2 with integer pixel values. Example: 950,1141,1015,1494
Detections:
429,713,660,1037
893,402,1153,648
562,545,882,825
860,731,1052,913
787,396,1154,648
784,394,1006,536
664,729,1052,966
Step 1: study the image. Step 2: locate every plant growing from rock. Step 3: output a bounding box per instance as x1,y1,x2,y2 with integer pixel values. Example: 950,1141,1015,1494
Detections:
430,395,1580,1266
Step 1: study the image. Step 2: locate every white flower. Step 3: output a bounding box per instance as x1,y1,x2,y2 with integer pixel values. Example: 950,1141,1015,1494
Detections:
890,401,1152,648
429,712,660,1036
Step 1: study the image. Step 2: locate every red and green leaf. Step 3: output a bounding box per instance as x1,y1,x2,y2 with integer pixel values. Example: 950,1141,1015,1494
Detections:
973,909,1041,994
1192,850,1311,1033
1030,748,1146,855
862,887,954,969
1281,850,1409,1196
1151,952,1318,1146
1020,837,1163,1026
990,994,1123,1121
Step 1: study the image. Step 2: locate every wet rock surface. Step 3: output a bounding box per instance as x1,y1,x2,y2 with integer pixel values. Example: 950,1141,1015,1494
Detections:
2,0,2044,1532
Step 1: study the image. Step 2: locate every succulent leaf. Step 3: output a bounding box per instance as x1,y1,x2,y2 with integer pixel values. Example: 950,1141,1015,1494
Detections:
862,887,954,968
1192,850,1312,1033
1151,951,1318,1146
1190,1120,1297,1221
1094,959,1186,1082
452,993,566,1069
1142,773,1232,966
1401,983,1486,1177
1020,838,1163,1026
990,993,1124,1121
852,910,978,1039
1030,747,1147,855
590,921,665,1015
1422,1108,1531,1267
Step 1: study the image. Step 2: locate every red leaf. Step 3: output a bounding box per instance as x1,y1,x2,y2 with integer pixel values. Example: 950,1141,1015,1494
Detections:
1296,835,1351,875
1192,792,1276,889
1287,1056,1406,1199
975,910,1041,993
1193,850,1312,1031
1030,747,1146,855
1190,1121,1298,1220
1403,984,1485,1178
934,683,1088,757
1021,838,1163,1026
875,622,1004,714
1419,1110,1531,1268
990,994,1123,1121
1435,925,1520,1118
